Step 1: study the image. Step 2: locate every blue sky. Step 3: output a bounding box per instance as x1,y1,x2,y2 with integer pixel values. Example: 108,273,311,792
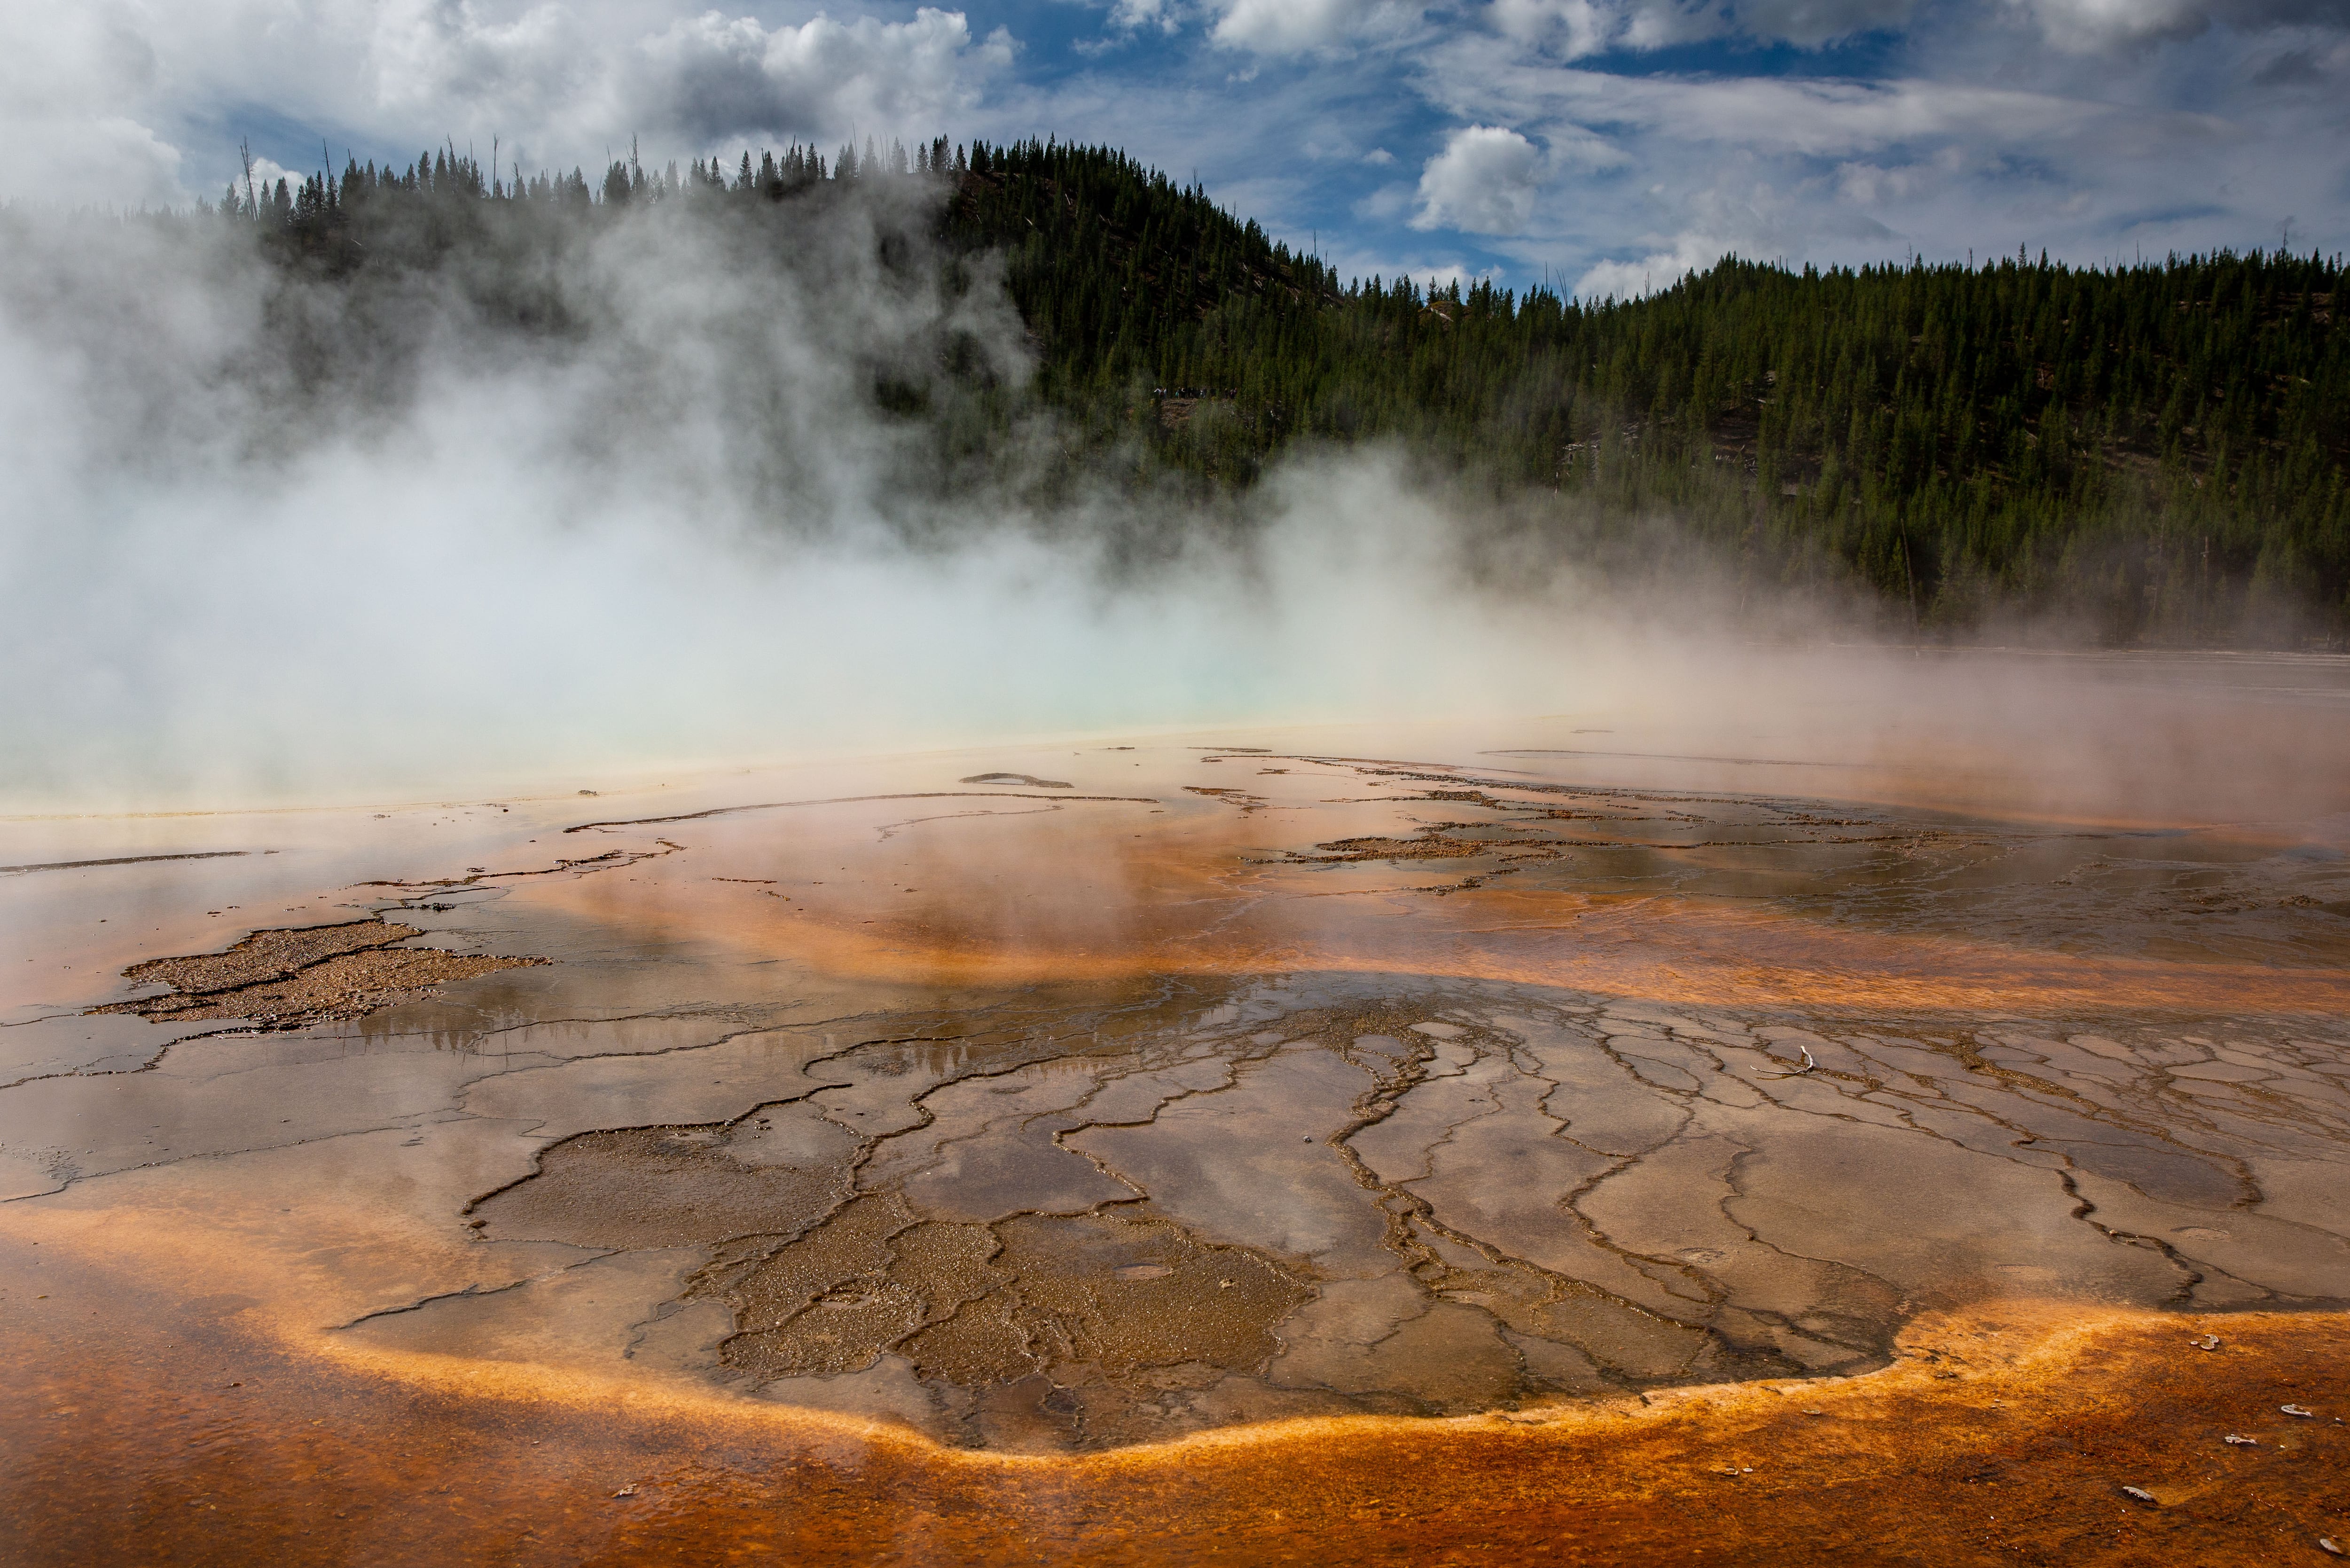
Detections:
6,0,2346,296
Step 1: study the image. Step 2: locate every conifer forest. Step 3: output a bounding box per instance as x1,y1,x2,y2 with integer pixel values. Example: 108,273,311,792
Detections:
202,136,2347,642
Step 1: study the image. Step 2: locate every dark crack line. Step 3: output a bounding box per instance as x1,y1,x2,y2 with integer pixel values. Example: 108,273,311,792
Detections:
358,842,683,892
329,1251,619,1331
0,850,264,875
0,1022,280,1092
1313,1008,1711,1382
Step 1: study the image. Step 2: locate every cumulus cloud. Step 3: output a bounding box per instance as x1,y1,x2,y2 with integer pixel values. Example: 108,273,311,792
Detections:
3,0,2347,395
0,4,184,206
1490,0,1600,48
1106,0,1188,32
1409,11,2325,274
0,1,1012,207
634,8,1011,145
1412,124,1543,233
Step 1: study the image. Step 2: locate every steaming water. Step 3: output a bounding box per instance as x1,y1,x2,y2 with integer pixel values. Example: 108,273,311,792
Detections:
0,195,1691,815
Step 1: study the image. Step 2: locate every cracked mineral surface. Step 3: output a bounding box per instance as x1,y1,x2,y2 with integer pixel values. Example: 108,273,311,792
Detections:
5,658,2350,1560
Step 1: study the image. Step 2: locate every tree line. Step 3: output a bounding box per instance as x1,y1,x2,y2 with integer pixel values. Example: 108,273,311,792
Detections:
206,135,2349,641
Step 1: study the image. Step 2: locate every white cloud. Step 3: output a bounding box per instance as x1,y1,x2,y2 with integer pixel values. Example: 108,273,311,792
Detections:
1418,40,2230,161
3,0,2347,320
1207,0,1423,54
1412,123,1543,233
0,4,183,206
2006,0,2214,49
636,8,1012,145
1108,0,1188,31
1490,0,1620,52
0,2,1013,206
1563,165,1895,298
1404,8,2343,296
1574,233,1725,298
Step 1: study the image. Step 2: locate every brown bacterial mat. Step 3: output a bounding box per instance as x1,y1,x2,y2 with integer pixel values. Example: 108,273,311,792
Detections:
90,917,547,1028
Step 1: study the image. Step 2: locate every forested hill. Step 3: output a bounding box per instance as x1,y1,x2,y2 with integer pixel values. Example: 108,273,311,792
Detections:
219,138,2348,640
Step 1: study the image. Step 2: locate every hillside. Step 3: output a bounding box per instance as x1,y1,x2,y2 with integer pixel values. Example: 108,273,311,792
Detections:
950,140,2345,641
212,137,2350,641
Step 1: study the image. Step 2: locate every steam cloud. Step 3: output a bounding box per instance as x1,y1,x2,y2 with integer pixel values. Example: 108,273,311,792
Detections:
8,181,2328,831
0,187,1685,813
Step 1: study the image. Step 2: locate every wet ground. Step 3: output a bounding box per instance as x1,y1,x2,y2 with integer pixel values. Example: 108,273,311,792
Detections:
4,649,2350,1560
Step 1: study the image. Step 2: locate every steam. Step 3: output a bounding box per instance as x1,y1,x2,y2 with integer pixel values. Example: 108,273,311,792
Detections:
0,190,1681,813
7,189,2334,830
